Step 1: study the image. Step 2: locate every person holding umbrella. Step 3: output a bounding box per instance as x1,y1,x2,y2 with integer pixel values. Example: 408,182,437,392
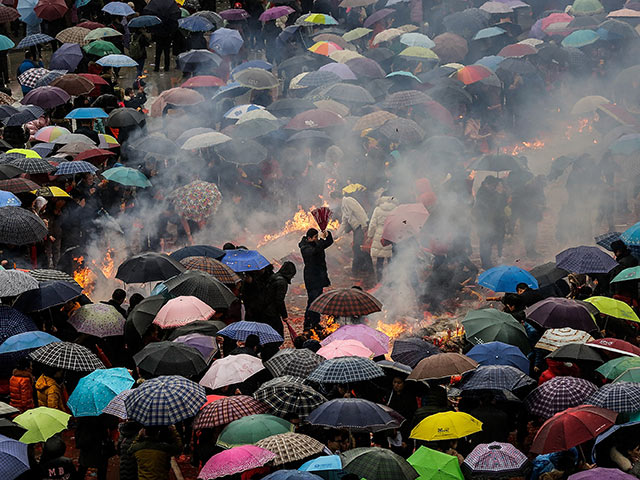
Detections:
299,227,333,331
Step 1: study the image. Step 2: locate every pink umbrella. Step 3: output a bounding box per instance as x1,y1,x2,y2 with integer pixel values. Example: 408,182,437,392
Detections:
153,296,215,329
317,339,373,359
199,445,276,479
381,203,429,244
321,324,390,356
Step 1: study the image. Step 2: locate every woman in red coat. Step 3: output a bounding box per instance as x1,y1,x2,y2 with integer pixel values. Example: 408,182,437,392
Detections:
9,358,34,413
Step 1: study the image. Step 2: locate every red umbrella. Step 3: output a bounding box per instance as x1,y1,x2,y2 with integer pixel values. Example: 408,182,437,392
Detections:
34,0,67,20
181,76,225,88
381,203,429,244
540,12,573,31
77,21,104,29
0,5,20,22
498,43,537,58
78,73,108,85
588,338,640,357
74,148,116,164
456,65,493,85
285,109,345,130
160,87,205,106
531,405,617,454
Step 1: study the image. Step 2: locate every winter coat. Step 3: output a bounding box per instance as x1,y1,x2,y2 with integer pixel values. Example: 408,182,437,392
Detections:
9,369,34,412
299,232,333,291
35,375,67,412
473,184,507,237
368,196,398,259
337,196,369,237
262,262,296,322
118,421,141,480
39,436,77,480
538,360,581,385
130,428,182,480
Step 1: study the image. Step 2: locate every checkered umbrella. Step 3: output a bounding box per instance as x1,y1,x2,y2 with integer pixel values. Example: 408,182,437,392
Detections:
382,90,432,109
28,269,76,284
193,395,270,429
29,342,105,372
18,68,51,88
459,365,536,392
0,434,30,479
33,70,66,88
0,305,36,377
217,414,294,448
353,110,397,132
0,6,20,23
17,34,54,48
68,303,125,337
217,321,283,345
179,256,241,284
255,433,325,466
254,380,327,418
263,376,308,388
0,178,40,193
55,160,98,176
586,382,640,413
535,328,594,351
0,207,47,246
309,288,382,317
462,442,530,478
55,26,91,45
265,348,325,377
525,376,598,419
101,389,133,418
391,338,440,368
307,356,385,384
8,158,55,174
124,375,206,426
341,447,419,480
0,270,38,296
408,353,478,381
556,246,618,274
379,117,425,144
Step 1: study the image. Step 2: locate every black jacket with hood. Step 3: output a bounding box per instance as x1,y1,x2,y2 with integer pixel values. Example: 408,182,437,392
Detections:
263,261,297,322
299,232,333,291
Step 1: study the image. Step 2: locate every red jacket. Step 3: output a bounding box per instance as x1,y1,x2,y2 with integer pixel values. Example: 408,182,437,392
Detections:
9,369,34,412
538,359,581,385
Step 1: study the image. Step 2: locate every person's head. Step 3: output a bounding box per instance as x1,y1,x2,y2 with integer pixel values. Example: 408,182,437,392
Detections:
128,293,144,310
111,288,126,305
611,240,629,258
392,376,405,393
245,334,260,351
302,339,321,352
124,87,133,97
306,228,319,242
326,431,347,452
42,435,66,459
279,261,296,281
482,175,499,190
16,357,31,371
502,293,524,313
516,283,530,294
223,242,236,250
24,50,33,60
330,190,343,200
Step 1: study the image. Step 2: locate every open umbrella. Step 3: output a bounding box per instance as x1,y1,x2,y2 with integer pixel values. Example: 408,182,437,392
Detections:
170,245,225,261
0,331,59,354
21,86,69,109
556,246,617,274
459,364,535,392
254,379,326,417
462,442,530,479
310,288,382,317
102,1,134,14
29,341,104,371
163,271,237,309
308,356,384,384
194,395,269,429
408,353,478,381
0,434,29,479
200,354,265,390
221,249,269,272
67,368,134,417
0,206,45,246
586,383,640,413
102,167,151,188
391,338,440,368
13,407,70,443
462,309,530,354
342,447,418,480
169,181,222,222
209,28,243,55
408,446,463,480
318,340,372,359
525,376,599,419
116,252,184,283
411,411,482,441
0,271,37,298
265,348,325,378
13,281,82,313
307,398,395,431
585,296,640,322
588,338,640,357
321,324,389,356
199,446,276,480
525,298,597,331
217,414,293,448
256,433,324,466
34,0,67,21
68,303,125,337
467,342,529,372
478,265,538,293
217,321,283,345
153,296,214,329
547,343,604,363
597,357,640,379
536,328,594,351
133,341,207,377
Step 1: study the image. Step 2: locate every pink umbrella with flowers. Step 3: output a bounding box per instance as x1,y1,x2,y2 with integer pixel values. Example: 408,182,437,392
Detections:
198,445,276,479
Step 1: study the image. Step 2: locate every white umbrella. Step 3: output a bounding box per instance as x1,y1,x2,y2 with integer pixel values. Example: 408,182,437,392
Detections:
199,354,264,390
180,132,231,150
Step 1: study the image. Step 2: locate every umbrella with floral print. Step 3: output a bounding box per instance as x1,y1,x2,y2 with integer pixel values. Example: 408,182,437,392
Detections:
169,181,222,223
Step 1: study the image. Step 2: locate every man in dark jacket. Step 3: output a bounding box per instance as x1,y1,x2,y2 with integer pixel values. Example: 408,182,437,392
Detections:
262,261,297,337
299,228,333,331
610,240,639,297
39,435,78,480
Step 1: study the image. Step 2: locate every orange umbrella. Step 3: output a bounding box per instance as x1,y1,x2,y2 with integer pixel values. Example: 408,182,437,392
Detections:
308,41,343,56
456,65,493,85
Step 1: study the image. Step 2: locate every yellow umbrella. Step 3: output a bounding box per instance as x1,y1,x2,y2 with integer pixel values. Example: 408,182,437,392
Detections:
410,411,482,441
372,28,403,45
399,46,439,60
584,296,640,322
7,148,41,159
342,183,366,194
31,186,71,198
329,50,363,63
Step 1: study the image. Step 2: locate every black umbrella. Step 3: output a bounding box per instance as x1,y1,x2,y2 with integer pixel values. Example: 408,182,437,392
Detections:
163,270,237,309
278,54,330,73
497,58,538,75
363,47,395,65
0,105,18,120
0,164,26,180
470,154,526,172
166,320,227,340
321,83,375,105
3,106,45,127
116,253,186,284
192,10,223,28
169,245,225,261
131,134,178,157
298,70,342,88
177,49,222,73
106,108,145,128
0,418,26,439
443,8,490,39
215,139,268,164
530,262,569,287
391,338,440,368
267,98,316,117
0,207,47,246
231,118,280,140
133,341,207,377
13,281,83,312
547,343,605,363
126,294,167,337
143,0,181,22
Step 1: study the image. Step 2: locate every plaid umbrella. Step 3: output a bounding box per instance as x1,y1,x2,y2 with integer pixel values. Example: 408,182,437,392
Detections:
342,447,419,480
55,26,91,45
133,341,207,377
556,246,618,274
535,328,594,351
217,414,294,448
353,111,397,132
458,365,536,392
0,6,20,23
379,117,425,144
8,158,55,174
462,442,530,478
408,353,478,381
18,68,51,88
307,398,395,431
0,207,47,246
29,342,105,371
101,389,133,418
179,256,240,284
586,383,640,413
193,395,270,429
382,90,432,109
200,354,265,390
307,356,385,383
169,181,222,223
255,433,324,465
298,70,341,88
68,303,125,337
0,306,36,377
254,380,327,417
525,376,598,419
217,321,283,345
124,375,206,426
265,348,325,378
309,288,382,317
391,338,440,368
0,433,29,479
199,446,276,480
320,83,375,105
164,271,237,309
55,160,98,176
0,270,38,296
31,69,67,88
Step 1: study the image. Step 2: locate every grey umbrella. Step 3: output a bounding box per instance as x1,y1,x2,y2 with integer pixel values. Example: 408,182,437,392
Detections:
215,139,268,165
0,207,47,246
28,269,77,284
0,270,38,297
164,270,237,309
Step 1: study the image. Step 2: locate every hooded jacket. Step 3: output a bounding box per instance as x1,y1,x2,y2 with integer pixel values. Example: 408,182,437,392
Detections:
118,421,141,480
39,436,77,480
9,369,34,412
129,428,182,480
368,195,398,259
263,261,297,322
35,375,67,412
299,232,333,291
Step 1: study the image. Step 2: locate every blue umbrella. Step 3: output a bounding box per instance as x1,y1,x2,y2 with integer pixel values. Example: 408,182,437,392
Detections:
221,249,269,272
307,398,395,431
609,134,640,155
17,33,53,48
0,331,59,354
0,306,37,376
0,434,29,479
209,28,244,55
473,26,507,40
231,60,273,77
0,191,20,207
129,15,162,28
475,55,505,71
49,43,83,71
55,161,98,175
97,54,138,67
561,29,600,48
299,455,343,473
478,265,538,293
212,81,250,101
0,35,15,51
31,142,54,157
16,0,39,25
622,222,640,245
178,15,214,32
102,1,135,15
217,320,284,344
458,365,536,391
223,103,263,119
466,341,529,373
67,368,134,417
65,108,109,119
13,281,83,313
556,246,618,274
264,472,324,480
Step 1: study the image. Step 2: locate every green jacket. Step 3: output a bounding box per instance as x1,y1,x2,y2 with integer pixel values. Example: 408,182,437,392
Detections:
129,429,182,480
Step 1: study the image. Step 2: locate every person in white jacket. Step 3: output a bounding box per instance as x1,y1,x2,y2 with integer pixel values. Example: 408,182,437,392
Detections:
332,191,374,277
368,193,398,281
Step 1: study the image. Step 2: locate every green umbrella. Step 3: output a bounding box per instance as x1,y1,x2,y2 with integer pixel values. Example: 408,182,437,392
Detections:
14,407,70,443
408,446,464,480
611,266,640,283
216,414,294,448
342,447,419,480
102,167,152,188
596,357,640,379
82,40,121,56
342,27,372,42
84,27,122,42
126,294,167,337
462,309,531,354
584,296,640,323
569,0,604,15
613,367,640,383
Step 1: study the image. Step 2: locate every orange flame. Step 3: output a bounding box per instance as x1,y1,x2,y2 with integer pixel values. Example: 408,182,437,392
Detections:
501,139,545,156
258,206,340,247
73,256,96,296
92,248,115,279
376,319,409,340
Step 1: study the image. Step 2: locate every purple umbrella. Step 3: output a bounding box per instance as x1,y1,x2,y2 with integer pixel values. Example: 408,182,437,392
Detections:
525,376,598,419
345,57,386,79
320,324,390,356
319,62,357,80
363,8,394,28
556,246,618,274
21,86,70,109
568,468,637,480
49,43,83,71
219,8,249,20
173,333,218,360
525,297,597,332
259,5,294,22
462,442,530,478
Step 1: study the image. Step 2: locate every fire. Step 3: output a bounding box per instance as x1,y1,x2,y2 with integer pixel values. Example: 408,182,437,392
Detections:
501,139,545,156
92,248,115,278
308,315,340,340
565,117,594,139
73,256,96,296
258,206,340,247
376,319,409,339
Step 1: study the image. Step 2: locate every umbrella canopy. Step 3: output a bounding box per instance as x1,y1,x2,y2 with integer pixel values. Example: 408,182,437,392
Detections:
56,26,90,45
536,328,594,351
307,356,384,383
28,269,75,284
256,433,325,466
611,267,640,283
102,167,152,188
133,341,207,377
477,265,538,293
13,407,70,443
408,446,463,480
381,203,429,243
209,28,243,55
181,132,231,150
172,333,217,361
254,379,326,417
309,288,382,317
50,74,93,95
0,270,38,296
199,446,276,480
169,181,222,222
530,262,569,287
217,321,283,345
95,54,136,68
29,341,104,371
547,343,604,363
180,257,239,283
307,398,395,431
106,108,144,128
462,442,530,479
585,296,640,322
411,411,482,441
200,354,265,390
194,395,270,429
525,298,597,332
0,206,46,246
321,324,389,356
0,331,59,354
67,368,134,417
525,376,599,419
163,270,238,309
317,339,372,359
408,353,478,381
116,252,185,283
101,389,134,418
467,342,529,372
588,338,640,357
125,375,206,426
170,245,225,261
586,383,640,412
286,109,345,130
556,246,618,274
569,469,637,480
13,281,83,312
0,434,29,479
55,161,98,176
597,357,640,379
265,348,325,378
459,365,535,392
68,303,125,337
462,309,531,354
342,447,419,480
221,249,269,272
217,414,294,448
390,338,440,368
153,296,214,329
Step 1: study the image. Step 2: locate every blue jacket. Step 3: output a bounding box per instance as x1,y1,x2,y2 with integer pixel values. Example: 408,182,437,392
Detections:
17,58,43,94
